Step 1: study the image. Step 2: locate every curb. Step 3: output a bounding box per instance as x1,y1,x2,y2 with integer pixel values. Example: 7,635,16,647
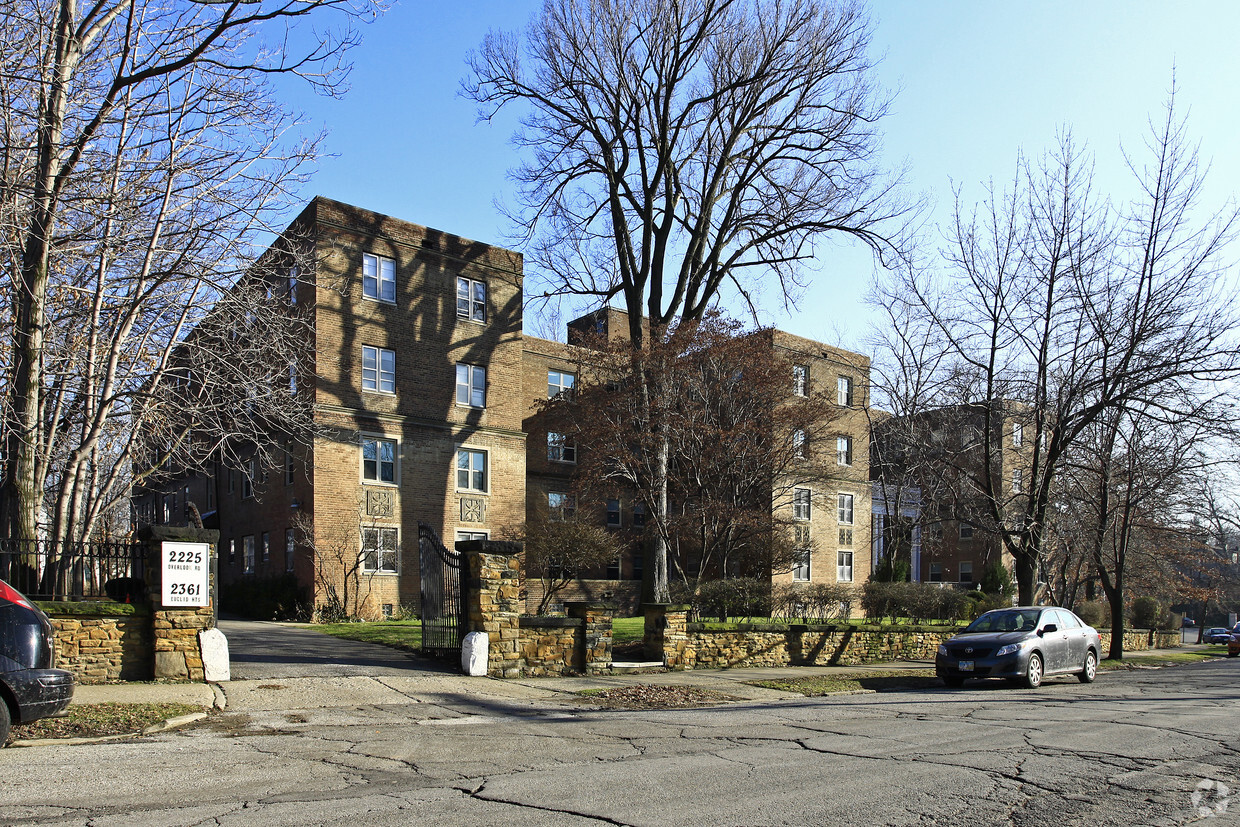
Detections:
9,711,210,748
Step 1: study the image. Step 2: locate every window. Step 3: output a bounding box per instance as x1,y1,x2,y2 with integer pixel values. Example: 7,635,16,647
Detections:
792,364,808,396
362,253,396,303
606,498,621,528
285,447,295,486
206,477,215,511
792,429,806,459
547,432,576,463
793,488,811,521
548,491,576,520
631,551,643,579
456,363,486,407
162,494,175,524
607,557,621,579
243,536,255,574
793,549,811,581
959,523,974,539
838,527,853,546
289,362,297,396
456,277,487,323
457,530,488,544
456,448,487,492
632,503,647,528
362,346,395,393
182,486,190,518
362,527,398,573
837,376,853,407
285,529,295,572
1012,422,1023,448
242,459,255,499
548,369,575,398
261,532,270,562
837,492,854,525
227,538,235,565
1012,468,1023,493
837,550,854,582
928,562,943,582
288,265,298,304
228,469,235,495
959,561,973,583
836,435,853,466
362,436,397,483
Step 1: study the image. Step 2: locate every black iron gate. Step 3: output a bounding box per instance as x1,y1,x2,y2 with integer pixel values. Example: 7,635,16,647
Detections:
419,522,464,659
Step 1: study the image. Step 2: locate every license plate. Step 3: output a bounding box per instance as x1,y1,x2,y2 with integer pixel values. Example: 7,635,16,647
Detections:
958,660,974,672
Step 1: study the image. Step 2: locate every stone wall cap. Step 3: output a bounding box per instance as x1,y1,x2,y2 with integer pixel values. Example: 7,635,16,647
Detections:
138,525,220,544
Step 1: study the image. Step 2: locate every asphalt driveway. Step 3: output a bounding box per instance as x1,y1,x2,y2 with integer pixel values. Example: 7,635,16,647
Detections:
217,617,453,679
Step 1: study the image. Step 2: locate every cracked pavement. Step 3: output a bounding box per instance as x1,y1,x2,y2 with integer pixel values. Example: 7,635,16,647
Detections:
2,660,1237,826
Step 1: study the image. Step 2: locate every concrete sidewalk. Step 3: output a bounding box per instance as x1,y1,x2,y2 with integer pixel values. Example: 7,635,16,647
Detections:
71,644,1215,713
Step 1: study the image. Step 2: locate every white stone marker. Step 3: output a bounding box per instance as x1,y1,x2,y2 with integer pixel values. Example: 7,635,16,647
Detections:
199,628,231,682
462,631,489,676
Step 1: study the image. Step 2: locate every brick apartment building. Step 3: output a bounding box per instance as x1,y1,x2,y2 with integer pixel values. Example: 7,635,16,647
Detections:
133,199,873,618
870,404,1026,585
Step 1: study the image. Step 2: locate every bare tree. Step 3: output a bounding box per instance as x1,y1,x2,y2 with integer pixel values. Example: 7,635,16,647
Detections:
874,93,1240,607
0,0,378,543
509,506,624,615
467,0,912,600
541,313,844,596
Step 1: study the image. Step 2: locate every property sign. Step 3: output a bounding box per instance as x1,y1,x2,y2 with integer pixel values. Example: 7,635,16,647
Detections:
161,541,210,607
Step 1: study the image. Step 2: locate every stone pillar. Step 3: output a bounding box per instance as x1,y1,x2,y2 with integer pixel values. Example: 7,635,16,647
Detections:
460,540,523,678
567,602,614,675
644,603,690,669
139,525,219,682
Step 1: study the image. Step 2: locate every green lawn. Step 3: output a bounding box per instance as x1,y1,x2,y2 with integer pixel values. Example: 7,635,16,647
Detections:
313,619,422,651
612,616,644,644
1100,648,1228,669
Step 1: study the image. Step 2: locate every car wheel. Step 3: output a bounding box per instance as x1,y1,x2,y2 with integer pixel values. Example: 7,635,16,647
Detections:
943,677,964,688
1228,652,1238,659
0,698,9,748
1023,653,1044,689
1077,650,1097,683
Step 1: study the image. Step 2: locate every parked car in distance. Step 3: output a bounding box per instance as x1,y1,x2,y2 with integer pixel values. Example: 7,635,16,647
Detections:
1,578,75,745
1202,627,1232,644
1182,618,1196,627
936,606,1101,689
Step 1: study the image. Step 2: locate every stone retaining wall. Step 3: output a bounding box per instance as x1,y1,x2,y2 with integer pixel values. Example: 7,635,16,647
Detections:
48,611,152,683
677,624,956,669
1099,629,1181,652
517,603,614,677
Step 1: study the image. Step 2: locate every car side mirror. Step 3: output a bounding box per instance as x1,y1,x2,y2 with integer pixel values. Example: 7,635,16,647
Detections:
1040,624,1058,635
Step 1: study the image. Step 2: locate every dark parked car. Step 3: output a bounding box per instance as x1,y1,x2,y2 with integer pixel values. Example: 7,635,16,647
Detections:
1202,627,1232,644
936,606,1101,689
1228,624,1240,659
1,578,75,745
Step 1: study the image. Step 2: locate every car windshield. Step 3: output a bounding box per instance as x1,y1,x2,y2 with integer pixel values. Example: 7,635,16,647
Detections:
964,609,1042,634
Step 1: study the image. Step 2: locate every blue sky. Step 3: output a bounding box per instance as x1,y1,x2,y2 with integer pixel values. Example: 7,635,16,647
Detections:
276,1,1240,349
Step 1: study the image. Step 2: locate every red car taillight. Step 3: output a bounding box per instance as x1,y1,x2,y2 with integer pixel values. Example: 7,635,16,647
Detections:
0,578,36,610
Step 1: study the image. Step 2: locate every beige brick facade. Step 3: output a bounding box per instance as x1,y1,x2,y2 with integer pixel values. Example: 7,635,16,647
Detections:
135,199,875,619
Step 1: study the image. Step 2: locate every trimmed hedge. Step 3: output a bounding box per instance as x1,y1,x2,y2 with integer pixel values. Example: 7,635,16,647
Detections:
862,580,972,623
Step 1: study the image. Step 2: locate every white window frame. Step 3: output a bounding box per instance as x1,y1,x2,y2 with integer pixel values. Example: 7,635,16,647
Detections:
959,522,974,539
261,531,270,562
836,435,853,467
837,492,854,525
548,369,576,398
547,432,577,463
456,530,489,544
362,253,396,304
837,375,853,407
243,535,255,574
793,488,811,521
456,447,488,493
928,562,943,582
1012,468,1023,493
548,491,575,520
361,435,398,484
285,528,295,572
792,428,806,459
793,548,811,582
362,346,396,394
456,363,486,408
792,364,809,397
361,526,398,574
1012,422,1023,448
837,550,854,582
632,502,647,527
456,276,487,323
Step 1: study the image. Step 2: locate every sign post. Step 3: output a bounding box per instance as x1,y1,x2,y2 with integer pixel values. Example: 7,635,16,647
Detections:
161,541,210,608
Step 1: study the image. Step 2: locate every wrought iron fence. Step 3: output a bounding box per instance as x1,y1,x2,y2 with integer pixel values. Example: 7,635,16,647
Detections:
0,538,146,601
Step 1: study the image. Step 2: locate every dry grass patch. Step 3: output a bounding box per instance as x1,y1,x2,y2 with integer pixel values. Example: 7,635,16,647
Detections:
748,669,940,696
579,684,735,709
10,702,204,742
